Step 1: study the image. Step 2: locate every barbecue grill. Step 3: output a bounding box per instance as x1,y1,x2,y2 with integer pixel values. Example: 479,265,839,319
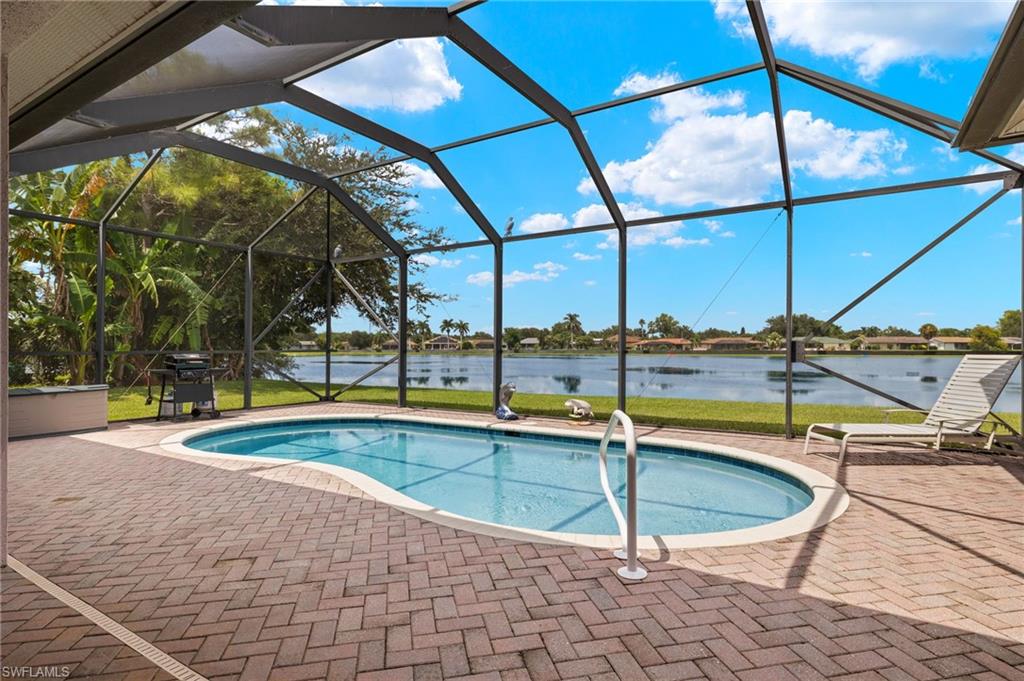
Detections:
147,353,226,420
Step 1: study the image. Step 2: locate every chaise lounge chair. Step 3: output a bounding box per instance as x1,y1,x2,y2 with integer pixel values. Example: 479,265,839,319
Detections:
804,354,1020,465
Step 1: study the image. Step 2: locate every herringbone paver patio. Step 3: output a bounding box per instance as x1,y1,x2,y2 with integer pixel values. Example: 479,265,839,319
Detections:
2,402,1022,680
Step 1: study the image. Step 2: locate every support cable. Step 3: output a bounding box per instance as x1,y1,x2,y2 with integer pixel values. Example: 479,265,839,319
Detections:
634,208,785,400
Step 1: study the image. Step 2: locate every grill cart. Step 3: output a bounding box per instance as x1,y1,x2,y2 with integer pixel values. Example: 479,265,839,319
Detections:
147,353,227,421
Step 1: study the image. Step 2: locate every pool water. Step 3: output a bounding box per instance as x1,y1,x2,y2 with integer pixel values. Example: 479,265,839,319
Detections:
186,420,813,536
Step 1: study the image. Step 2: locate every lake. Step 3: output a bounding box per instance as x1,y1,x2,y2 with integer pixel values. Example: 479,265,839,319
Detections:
286,353,1022,411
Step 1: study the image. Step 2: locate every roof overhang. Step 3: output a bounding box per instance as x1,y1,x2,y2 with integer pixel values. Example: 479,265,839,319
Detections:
2,1,254,148
953,1,1024,151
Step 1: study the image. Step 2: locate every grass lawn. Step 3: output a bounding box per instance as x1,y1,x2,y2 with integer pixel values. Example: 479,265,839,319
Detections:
107,379,1022,436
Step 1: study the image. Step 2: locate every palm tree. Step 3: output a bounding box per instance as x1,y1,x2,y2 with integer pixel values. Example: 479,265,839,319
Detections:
638,318,647,338
763,331,784,350
440,318,454,338
411,319,432,352
454,320,470,348
563,312,583,348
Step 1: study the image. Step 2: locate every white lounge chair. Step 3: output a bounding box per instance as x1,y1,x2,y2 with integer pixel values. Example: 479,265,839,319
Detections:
804,354,1020,464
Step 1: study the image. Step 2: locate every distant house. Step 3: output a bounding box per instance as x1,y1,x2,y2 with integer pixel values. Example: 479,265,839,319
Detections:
807,336,852,351
698,337,763,352
381,339,417,351
603,335,643,349
291,340,319,351
862,336,927,351
423,335,459,351
634,338,693,352
519,337,541,351
1002,337,1023,351
470,337,496,350
929,336,971,351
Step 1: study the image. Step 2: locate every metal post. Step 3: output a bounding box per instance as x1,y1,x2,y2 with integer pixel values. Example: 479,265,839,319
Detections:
1,53,9,568
324,199,332,400
1020,186,1023,426
493,243,503,411
748,0,795,438
785,211,794,438
398,255,408,407
617,229,627,412
243,247,254,409
95,224,106,384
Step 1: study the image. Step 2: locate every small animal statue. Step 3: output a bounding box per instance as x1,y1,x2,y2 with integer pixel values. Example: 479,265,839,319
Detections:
495,382,519,420
564,398,594,421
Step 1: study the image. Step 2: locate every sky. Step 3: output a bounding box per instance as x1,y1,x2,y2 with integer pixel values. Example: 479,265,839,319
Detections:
262,0,1023,336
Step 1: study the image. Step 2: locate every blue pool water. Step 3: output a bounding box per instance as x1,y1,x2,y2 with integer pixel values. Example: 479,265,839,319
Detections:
185,419,813,536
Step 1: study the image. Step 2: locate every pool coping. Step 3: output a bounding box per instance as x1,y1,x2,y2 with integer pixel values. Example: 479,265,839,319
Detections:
158,413,849,551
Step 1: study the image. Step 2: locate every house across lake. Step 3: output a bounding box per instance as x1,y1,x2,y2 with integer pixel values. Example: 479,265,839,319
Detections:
697,337,764,352
634,338,694,352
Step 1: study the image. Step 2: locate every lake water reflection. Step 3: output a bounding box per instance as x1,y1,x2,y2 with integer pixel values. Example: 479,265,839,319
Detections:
288,353,1021,411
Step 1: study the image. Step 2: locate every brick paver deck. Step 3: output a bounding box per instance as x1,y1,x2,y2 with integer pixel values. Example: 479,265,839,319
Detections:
2,402,1022,680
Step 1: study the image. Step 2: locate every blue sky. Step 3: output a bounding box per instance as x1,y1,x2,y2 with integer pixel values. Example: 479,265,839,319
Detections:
267,1,1023,336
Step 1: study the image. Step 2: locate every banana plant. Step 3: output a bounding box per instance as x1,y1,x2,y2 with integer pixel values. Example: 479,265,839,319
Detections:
27,272,128,384
102,228,207,381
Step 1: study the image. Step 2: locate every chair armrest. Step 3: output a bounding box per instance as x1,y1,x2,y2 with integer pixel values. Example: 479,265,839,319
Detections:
882,408,928,424
935,416,997,432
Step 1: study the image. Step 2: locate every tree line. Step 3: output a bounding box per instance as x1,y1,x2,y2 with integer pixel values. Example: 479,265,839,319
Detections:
350,310,1021,352
9,107,449,386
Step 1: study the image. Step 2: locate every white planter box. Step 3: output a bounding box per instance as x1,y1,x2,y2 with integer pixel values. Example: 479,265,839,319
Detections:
9,385,109,438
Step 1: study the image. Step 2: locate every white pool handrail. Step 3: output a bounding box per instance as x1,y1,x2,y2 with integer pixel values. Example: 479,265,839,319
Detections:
598,410,647,580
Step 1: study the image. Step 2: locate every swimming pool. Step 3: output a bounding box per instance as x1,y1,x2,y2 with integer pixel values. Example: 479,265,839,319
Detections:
164,415,847,548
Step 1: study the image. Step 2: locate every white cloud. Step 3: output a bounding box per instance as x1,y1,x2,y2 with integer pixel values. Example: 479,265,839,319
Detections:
702,220,737,238
850,251,873,257
917,62,949,84
964,148,1024,193
572,252,602,261
581,71,907,208
932,144,959,162
663,236,711,248
572,202,688,250
520,212,569,234
583,280,597,287
397,162,444,189
614,70,746,122
466,271,494,286
1008,217,1022,226
572,203,623,228
302,38,462,112
916,311,936,317
533,261,567,275
466,262,567,288
711,0,1011,81
412,254,461,268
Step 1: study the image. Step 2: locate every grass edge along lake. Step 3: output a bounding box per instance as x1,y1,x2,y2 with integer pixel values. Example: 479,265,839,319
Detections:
107,379,1021,436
